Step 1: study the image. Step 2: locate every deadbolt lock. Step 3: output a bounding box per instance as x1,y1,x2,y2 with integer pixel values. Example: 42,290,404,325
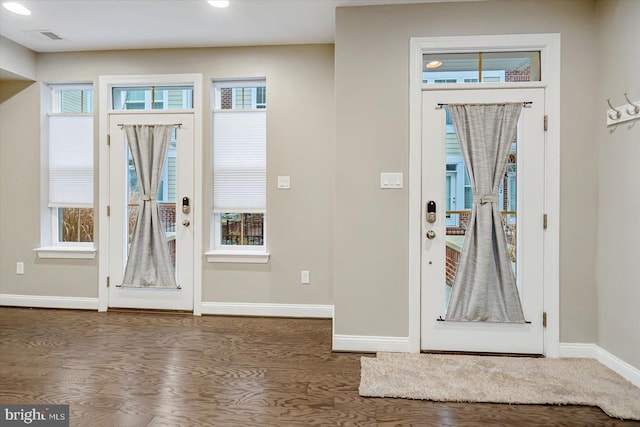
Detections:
426,200,437,223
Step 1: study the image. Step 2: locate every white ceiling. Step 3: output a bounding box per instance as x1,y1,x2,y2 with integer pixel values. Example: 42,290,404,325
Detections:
0,0,474,53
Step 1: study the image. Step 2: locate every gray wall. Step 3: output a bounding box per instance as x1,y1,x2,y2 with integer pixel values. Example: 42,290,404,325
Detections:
0,81,96,298
595,0,640,368
0,36,36,80
0,44,336,306
334,0,600,342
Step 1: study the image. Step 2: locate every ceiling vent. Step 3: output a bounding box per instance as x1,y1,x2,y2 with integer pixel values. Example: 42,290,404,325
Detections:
41,31,62,40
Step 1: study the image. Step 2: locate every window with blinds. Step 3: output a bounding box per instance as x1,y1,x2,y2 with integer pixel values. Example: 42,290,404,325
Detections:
212,80,266,248
48,84,94,244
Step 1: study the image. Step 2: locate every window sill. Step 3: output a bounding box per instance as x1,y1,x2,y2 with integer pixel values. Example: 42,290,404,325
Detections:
205,250,270,264
34,246,97,259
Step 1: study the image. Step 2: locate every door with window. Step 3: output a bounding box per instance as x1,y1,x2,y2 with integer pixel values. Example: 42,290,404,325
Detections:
108,113,194,311
421,88,545,354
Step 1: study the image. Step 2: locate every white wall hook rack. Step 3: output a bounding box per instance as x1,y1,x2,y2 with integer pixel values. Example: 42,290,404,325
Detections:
606,92,640,127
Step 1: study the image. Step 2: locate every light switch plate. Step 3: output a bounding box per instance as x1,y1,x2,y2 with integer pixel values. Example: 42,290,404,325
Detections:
380,172,403,189
278,176,291,189
301,270,310,284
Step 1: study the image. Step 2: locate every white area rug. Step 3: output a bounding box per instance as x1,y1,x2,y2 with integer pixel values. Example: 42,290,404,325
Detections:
359,353,640,420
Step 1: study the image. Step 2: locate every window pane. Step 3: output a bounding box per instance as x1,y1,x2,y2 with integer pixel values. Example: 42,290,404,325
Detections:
423,52,478,83
483,51,540,82
217,85,267,110
234,88,247,109
256,87,266,109
112,86,193,110
60,90,93,113
58,208,94,242
422,51,540,83
112,87,149,110
126,90,146,101
154,86,193,109
220,213,264,246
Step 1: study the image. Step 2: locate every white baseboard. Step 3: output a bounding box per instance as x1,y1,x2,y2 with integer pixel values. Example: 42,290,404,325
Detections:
332,334,410,353
0,294,99,310
559,342,640,388
201,302,333,318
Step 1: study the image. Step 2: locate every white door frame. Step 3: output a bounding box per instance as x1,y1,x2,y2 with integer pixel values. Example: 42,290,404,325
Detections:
98,73,203,315
408,34,561,356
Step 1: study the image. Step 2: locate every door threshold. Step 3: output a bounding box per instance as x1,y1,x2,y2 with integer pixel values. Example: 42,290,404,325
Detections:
421,350,544,358
107,307,193,315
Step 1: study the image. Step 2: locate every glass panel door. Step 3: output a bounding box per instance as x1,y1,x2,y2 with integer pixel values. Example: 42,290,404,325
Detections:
421,88,545,354
109,113,194,311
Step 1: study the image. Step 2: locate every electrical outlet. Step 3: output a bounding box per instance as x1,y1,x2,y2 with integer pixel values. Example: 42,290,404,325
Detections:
301,270,310,284
16,262,24,275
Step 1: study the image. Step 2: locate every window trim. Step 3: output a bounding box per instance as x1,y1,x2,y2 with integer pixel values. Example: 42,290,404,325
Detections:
205,250,270,264
34,246,97,259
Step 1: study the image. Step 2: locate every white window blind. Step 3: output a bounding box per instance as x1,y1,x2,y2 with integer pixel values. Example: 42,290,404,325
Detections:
48,115,94,207
213,110,266,212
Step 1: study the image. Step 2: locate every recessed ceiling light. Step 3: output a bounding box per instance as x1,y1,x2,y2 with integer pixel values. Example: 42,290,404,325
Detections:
208,0,229,8
426,60,442,69
2,2,31,15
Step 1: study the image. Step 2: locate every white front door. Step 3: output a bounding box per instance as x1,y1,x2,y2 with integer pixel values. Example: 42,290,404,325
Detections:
421,88,545,354
108,113,194,311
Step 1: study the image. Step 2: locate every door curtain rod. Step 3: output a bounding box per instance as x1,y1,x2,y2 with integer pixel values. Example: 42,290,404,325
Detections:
117,123,182,128
435,102,533,110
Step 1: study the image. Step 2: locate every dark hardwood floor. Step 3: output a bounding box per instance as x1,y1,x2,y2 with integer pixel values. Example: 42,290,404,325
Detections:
0,307,637,426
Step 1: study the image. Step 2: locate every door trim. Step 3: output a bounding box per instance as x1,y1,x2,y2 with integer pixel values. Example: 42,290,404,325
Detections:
408,34,561,356
98,74,203,314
